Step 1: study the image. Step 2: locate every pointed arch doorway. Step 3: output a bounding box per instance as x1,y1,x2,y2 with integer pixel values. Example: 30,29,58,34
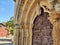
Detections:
32,8,53,45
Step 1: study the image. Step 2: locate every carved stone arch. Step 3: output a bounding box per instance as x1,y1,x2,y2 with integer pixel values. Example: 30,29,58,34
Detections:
18,0,40,45
20,2,41,45
14,0,60,45
14,0,51,45
26,3,41,45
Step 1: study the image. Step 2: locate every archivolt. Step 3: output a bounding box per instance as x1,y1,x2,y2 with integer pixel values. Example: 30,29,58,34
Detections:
19,0,41,45
14,0,53,45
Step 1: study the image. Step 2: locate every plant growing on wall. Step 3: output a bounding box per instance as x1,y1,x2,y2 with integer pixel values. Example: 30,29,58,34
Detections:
6,17,14,35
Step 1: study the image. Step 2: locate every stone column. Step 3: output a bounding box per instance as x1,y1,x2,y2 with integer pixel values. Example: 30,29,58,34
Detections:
23,23,29,45
14,0,24,45
22,23,31,45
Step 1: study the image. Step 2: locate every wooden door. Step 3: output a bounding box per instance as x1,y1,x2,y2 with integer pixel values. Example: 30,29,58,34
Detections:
32,12,53,45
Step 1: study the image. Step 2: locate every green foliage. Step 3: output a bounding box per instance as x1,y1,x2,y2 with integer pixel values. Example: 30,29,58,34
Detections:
6,17,14,35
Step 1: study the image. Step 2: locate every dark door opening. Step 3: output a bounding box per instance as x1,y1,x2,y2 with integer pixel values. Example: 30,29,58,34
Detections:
32,11,53,45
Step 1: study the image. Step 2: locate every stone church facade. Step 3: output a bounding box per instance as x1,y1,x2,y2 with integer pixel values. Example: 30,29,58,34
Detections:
14,0,60,45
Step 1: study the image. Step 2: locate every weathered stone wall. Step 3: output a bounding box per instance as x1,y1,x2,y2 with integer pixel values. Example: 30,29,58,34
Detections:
48,11,60,45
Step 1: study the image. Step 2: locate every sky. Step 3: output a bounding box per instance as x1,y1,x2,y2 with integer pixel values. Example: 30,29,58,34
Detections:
0,0,14,23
